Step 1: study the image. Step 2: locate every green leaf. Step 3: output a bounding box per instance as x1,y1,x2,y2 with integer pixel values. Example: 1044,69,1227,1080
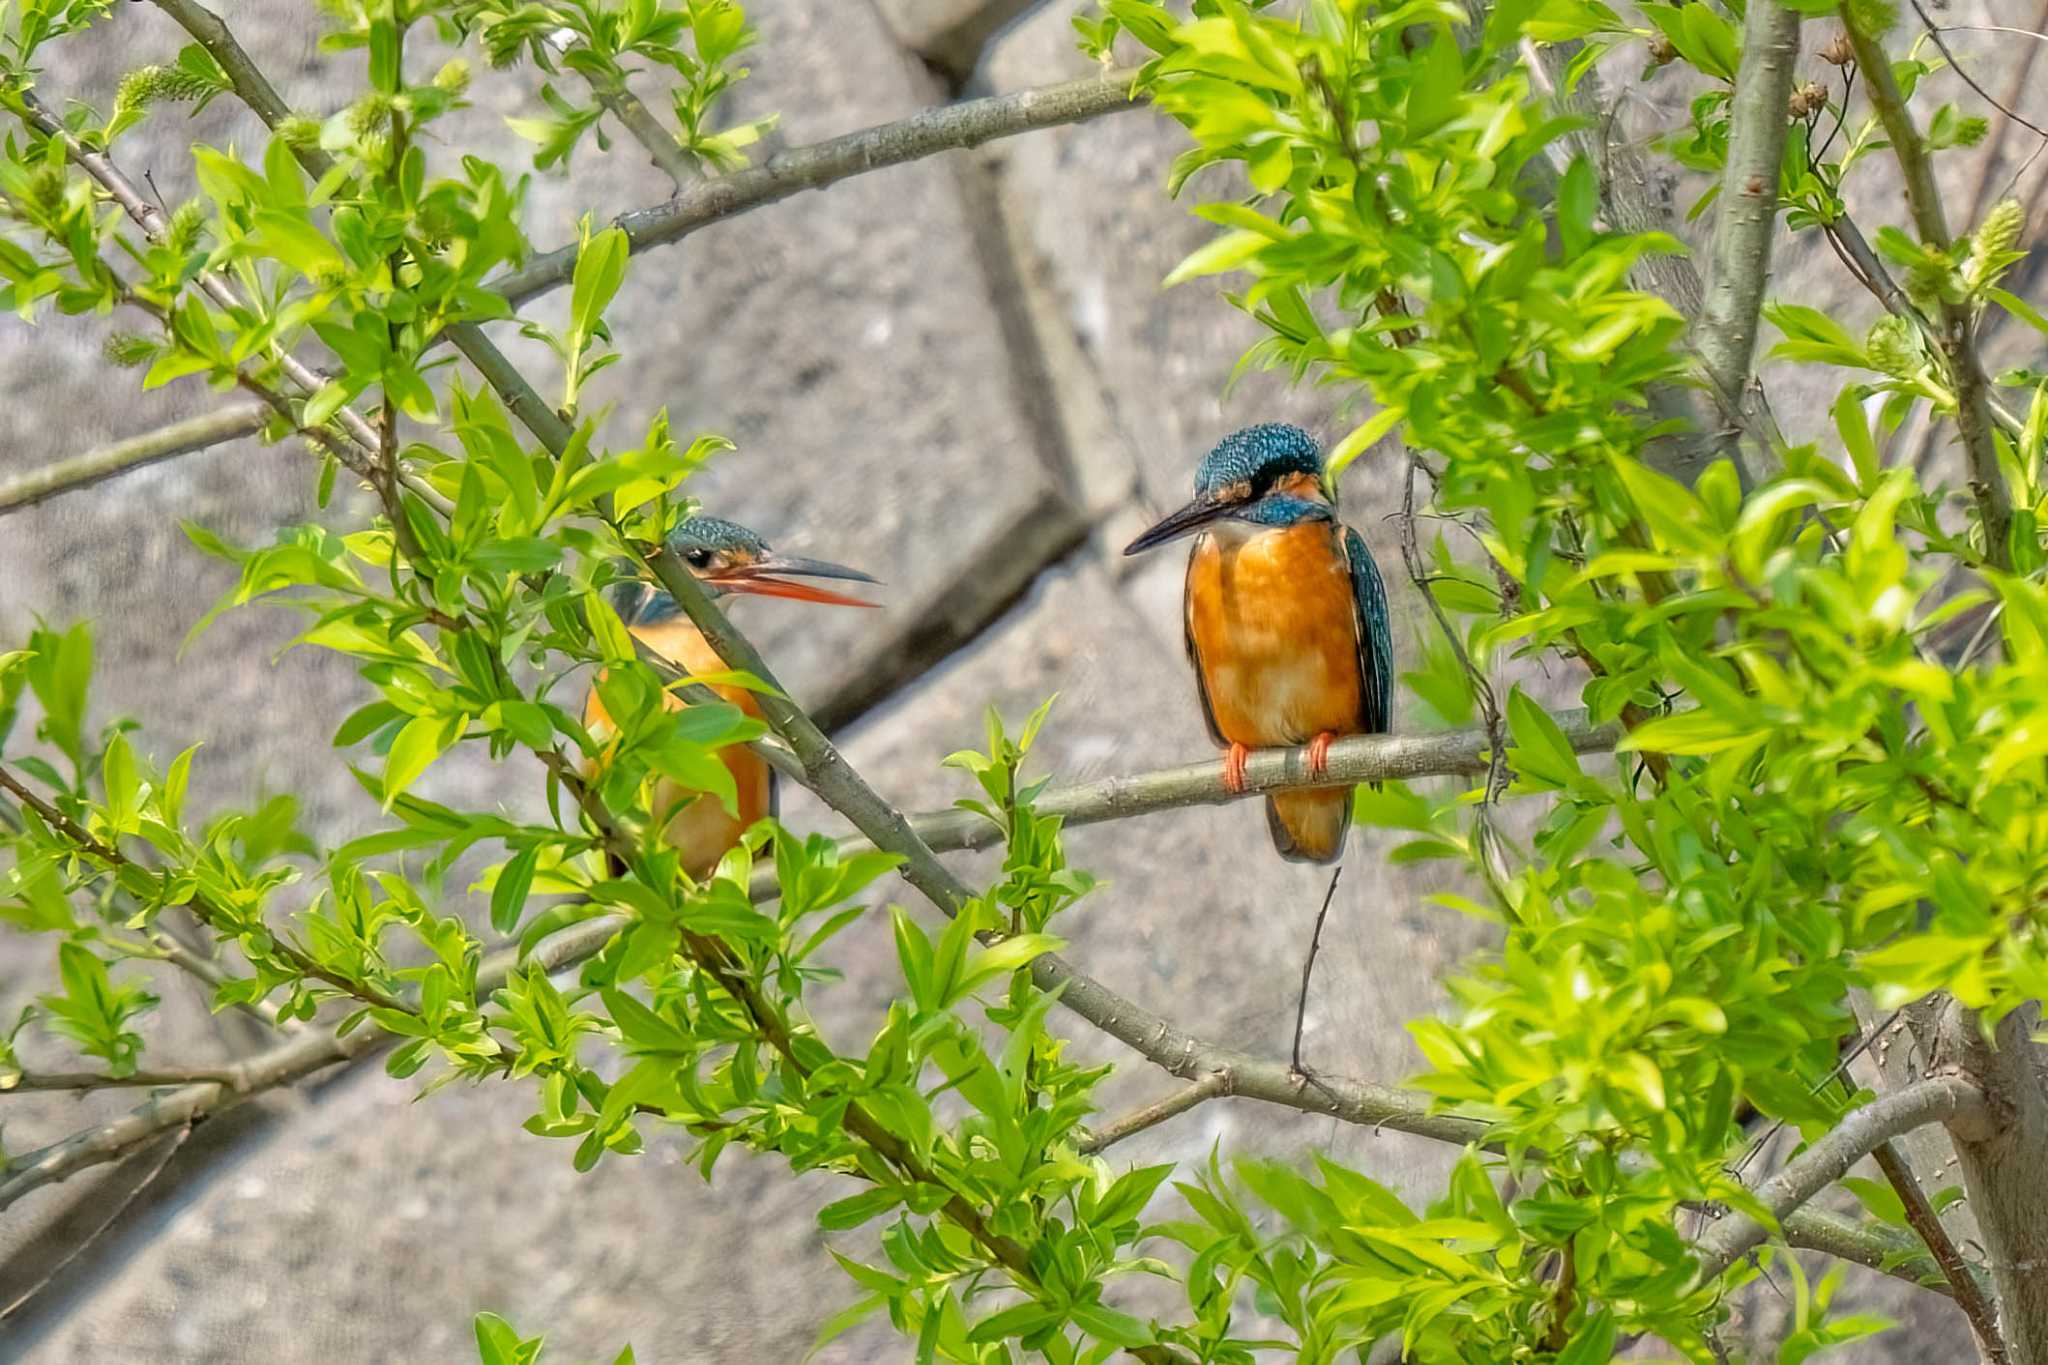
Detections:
1324,407,1404,489
473,1312,544,1365
382,713,459,809
490,847,540,934
1556,1309,1616,1365
1164,229,1269,287
1068,1302,1154,1349
952,933,1064,1002
1617,708,1758,756
817,1186,905,1231
570,223,630,340
1506,686,1582,788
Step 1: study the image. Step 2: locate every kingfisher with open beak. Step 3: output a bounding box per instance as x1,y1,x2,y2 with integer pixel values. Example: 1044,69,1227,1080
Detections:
1123,424,1394,864
587,515,878,876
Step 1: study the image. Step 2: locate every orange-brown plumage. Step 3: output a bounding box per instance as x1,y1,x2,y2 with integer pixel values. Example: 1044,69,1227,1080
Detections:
583,618,773,878
1125,424,1393,864
1186,520,1367,862
583,516,876,879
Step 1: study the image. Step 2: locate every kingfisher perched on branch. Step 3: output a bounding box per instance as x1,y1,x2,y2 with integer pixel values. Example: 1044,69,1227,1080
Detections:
1123,424,1394,864
586,515,878,876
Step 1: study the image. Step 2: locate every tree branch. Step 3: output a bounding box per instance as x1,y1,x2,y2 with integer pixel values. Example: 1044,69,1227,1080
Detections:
1078,1074,1229,1154
3,1067,245,1093
0,766,415,1018
0,715,1563,1211
1779,1203,1957,1298
483,69,1144,314
8,91,383,461
1694,0,1800,484
0,403,271,515
0,1021,380,1210
1690,1075,1994,1285
1842,10,2013,568
1869,1139,2006,1362
849,713,1615,860
588,74,697,189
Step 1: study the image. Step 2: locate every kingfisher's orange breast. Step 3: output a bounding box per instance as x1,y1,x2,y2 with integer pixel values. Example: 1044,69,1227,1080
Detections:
1186,520,1365,748
582,618,771,877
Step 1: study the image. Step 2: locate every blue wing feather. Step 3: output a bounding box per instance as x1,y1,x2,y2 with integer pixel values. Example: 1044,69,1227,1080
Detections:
1181,542,1227,748
1343,526,1394,734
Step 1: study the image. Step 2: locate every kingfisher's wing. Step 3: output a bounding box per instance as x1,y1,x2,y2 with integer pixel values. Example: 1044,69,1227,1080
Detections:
1181,544,1227,748
1343,525,1395,734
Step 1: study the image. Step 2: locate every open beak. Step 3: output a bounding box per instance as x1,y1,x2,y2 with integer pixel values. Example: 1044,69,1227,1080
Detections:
1122,494,1237,556
712,554,881,608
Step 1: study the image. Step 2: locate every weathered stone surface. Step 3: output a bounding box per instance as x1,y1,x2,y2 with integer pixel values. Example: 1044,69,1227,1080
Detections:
872,0,1038,79
2,0,1070,1358
0,0,2026,1359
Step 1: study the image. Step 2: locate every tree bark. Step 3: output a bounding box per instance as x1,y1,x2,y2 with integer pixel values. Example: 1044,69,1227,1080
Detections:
1925,1000,2048,1362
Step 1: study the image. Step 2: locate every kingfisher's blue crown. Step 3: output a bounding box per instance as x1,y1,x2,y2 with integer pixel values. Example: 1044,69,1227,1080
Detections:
670,515,766,559
1194,423,1324,497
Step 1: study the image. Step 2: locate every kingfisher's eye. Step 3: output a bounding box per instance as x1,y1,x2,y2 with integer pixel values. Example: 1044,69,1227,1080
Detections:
683,548,713,569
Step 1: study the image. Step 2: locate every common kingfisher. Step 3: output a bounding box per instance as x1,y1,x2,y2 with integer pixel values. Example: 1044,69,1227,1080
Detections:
587,516,878,876
1123,424,1394,864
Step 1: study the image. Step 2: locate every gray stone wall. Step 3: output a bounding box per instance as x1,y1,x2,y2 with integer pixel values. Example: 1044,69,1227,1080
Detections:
1,0,2032,1358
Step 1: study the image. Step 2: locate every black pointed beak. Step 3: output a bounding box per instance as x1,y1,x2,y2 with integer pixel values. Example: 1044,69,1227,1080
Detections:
714,554,882,607
1122,495,1236,556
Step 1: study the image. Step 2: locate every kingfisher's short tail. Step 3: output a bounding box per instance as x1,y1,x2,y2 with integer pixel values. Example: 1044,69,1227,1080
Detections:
1265,789,1351,864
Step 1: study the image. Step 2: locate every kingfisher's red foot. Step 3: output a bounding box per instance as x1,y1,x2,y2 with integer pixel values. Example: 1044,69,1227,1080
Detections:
1222,742,1251,794
1306,731,1336,781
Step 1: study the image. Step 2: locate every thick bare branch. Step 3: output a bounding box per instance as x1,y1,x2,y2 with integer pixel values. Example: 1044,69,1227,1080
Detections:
0,1022,376,1210
3,1067,245,1093
1842,10,2013,568
1694,0,1800,484
485,70,1144,313
0,403,271,514
1690,1075,1994,1284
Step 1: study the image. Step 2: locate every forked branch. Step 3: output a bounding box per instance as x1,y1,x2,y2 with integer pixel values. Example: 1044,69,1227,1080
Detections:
1841,8,2013,567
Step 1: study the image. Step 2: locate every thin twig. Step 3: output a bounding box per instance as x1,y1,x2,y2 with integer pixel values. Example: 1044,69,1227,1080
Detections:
0,766,415,1017
1291,865,1341,1076
583,68,697,188
0,404,271,515
1843,9,2014,569
1869,1139,2007,1362
151,934,288,1030
1909,0,2048,141
1953,2,2048,227
1078,1073,1230,1155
